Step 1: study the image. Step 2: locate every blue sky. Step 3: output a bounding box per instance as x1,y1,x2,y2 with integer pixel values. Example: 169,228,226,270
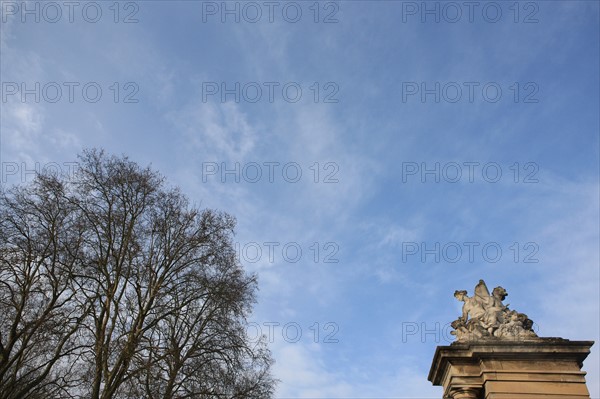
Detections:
1,1,599,397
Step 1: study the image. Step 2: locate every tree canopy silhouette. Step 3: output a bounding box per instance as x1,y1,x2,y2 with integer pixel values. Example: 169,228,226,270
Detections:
0,149,275,399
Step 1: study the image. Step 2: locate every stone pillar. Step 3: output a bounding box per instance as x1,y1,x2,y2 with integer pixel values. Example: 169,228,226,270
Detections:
428,339,594,399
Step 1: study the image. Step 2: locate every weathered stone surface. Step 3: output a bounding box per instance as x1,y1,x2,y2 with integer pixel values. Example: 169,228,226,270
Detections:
451,280,537,342
430,280,594,398
429,330,594,398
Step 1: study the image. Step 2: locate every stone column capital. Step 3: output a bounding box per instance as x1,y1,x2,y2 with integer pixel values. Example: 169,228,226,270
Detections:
448,387,481,399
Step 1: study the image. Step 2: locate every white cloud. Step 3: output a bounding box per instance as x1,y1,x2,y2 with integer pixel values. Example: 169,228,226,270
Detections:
169,101,257,161
272,341,442,398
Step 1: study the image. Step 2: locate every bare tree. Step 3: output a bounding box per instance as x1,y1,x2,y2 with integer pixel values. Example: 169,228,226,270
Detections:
0,175,88,399
0,149,275,399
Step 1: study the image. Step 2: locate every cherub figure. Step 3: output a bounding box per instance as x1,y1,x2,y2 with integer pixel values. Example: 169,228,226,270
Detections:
494,310,536,339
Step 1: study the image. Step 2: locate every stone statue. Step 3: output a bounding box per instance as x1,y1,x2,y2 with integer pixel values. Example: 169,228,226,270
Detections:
454,289,485,322
450,280,537,342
